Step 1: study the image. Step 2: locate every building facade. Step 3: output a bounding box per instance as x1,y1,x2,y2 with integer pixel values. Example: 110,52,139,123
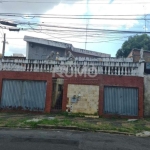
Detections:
0,59,144,118
24,36,111,60
128,48,150,62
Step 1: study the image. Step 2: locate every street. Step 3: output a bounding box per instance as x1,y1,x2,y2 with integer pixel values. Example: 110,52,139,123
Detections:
0,129,149,150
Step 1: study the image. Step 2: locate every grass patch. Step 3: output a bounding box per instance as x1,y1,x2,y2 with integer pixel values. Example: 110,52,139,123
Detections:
55,112,98,118
22,117,150,134
4,117,29,127
1,113,150,135
23,118,118,132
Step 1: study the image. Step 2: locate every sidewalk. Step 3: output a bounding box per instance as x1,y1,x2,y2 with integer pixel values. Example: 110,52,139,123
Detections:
0,112,150,135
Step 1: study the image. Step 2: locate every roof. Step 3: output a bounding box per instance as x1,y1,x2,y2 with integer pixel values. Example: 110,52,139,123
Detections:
131,48,150,53
127,48,150,58
24,35,111,57
13,53,24,57
4,56,26,59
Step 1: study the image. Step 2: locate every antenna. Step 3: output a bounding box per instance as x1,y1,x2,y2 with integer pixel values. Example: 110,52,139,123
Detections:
85,0,89,50
144,14,147,33
143,5,147,51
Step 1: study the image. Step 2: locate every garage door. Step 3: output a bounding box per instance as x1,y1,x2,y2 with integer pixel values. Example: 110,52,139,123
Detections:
1,80,47,111
104,86,138,116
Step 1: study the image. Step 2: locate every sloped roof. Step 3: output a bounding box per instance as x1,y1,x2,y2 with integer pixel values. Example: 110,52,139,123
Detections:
127,48,150,58
24,35,111,57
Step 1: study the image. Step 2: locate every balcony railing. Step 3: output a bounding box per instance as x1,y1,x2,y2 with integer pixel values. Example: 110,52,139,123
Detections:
0,59,144,77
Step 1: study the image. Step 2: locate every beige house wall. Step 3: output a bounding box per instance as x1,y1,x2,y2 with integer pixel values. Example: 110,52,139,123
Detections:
67,84,99,114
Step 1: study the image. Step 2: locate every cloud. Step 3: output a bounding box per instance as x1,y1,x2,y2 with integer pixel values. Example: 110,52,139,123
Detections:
109,0,115,4
0,0,62,14
39,2,88,44
1,0,150,57
38,1,141,44
7,45,26,56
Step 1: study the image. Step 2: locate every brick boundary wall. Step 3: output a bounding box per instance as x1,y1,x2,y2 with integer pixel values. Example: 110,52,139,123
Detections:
0,72,144,118
61,75,144,118
0,71,52,113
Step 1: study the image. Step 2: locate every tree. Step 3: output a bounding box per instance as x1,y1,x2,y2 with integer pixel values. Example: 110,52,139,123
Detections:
116,34,150,58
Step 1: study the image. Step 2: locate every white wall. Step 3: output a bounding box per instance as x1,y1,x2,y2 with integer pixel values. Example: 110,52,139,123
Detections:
144,75,150,116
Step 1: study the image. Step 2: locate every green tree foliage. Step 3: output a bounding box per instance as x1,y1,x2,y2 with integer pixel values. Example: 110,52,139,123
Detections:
116,34,150,58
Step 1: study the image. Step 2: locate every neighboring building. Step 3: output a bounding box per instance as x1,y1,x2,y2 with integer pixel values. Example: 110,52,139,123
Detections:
24,35,111,60
0,53,25,60
4,56,26,60
128,48,150,62
13,53,24,57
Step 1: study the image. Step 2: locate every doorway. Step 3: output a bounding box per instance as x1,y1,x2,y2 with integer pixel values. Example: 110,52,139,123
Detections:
51,78,64,111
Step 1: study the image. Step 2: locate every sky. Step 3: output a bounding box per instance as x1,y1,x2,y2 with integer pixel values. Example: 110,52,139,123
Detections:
0,0,150,57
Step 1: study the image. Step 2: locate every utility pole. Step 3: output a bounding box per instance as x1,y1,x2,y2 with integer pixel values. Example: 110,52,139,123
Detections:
0,20,18,58
2,33,8,58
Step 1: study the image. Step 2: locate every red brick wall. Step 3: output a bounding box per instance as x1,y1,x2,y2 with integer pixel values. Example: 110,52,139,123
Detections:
62,75,144,118
0,71,144,118
0,71,52,113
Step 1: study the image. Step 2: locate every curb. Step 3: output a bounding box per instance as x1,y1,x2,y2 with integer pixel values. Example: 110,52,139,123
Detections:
0,125,134,136
37,124,134,136
37,124,90,131
96,130,134,136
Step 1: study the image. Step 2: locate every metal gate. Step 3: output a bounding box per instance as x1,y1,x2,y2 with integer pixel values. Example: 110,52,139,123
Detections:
104,86,138,116
1,80,47,111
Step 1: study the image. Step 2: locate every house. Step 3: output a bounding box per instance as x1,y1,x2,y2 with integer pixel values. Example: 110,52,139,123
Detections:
0,53,25,60
13,53,24,57
3,56,25,60
0,57,144,118
0,37,145,118
24,35,111,60
128,48,150,62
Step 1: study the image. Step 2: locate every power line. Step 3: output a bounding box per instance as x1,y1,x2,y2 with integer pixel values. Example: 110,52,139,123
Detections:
1,19,149,36
0,13,149,44
5,31,130,43
0,13,149,16
1,0,150,4
0,13,150,20
0,15,149,20
0,19,140,28
19,25,150,33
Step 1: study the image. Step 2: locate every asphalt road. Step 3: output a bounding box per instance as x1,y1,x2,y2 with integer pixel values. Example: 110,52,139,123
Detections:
0,129,149,150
